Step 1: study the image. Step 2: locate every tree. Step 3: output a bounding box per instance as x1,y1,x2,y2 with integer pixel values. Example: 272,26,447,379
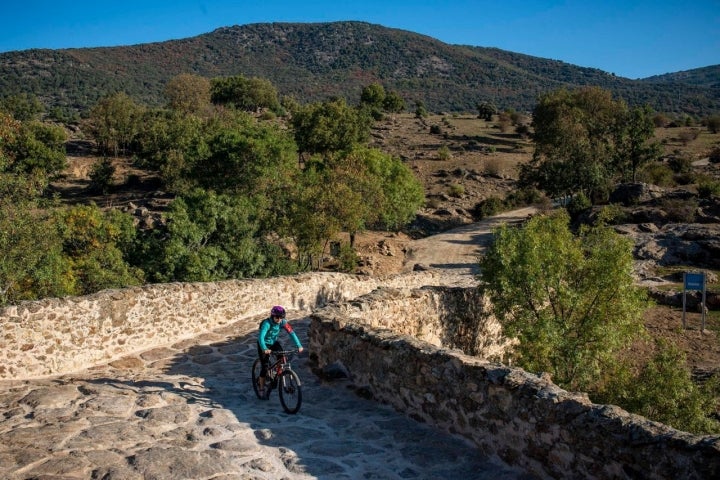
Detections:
383,91,406,114
287,146,423,260
88,158,116,194
520,87,629,201
139,189,274,282
355,147,424,230
291,98,372,159
614,105,662,182
477,102,497,121
706,115,720,134
0,93,44,121
132,108,208,192
478,209,647,392
210,75,280,112
6,120,67,178
360,83,386,109
191,112,298,197
596,339,720,434
288,165,350,268
164,73,211,114
0,198,74,306
414,100,428,119
55,205,144,294
86,92,144,156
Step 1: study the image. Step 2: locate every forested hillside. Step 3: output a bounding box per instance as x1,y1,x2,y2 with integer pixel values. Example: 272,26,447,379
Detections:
0,21,718,117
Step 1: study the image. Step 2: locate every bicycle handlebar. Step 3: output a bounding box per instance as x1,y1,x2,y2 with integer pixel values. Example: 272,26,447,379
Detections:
273,350,299,355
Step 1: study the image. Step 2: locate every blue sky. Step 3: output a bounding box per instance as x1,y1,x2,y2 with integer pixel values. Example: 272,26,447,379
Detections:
1,0,718,79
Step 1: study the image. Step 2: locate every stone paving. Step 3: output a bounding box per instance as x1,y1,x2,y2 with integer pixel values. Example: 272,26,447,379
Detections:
0,314,537,480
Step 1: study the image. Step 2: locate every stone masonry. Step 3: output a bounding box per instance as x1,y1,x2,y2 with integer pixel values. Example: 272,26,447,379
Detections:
309,285,720,480
0,271,448,379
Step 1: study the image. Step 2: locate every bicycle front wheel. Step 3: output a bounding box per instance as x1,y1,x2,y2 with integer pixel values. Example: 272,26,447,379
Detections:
251,358,263,399
278,370,302,414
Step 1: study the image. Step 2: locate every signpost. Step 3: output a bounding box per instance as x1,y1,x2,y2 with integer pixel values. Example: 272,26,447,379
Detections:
682,272,707,331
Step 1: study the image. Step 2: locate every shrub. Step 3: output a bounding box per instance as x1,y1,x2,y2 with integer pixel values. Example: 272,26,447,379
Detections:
505,187,546,208
697,177,720,198
483,157,503,176
637,162,675,187
337,242,359,272
259,110,276,121
708,146,720,164
448,183,464,197
479,210,647,393
473,196,505,219
668,155,693,173
437,145,451,160
595,340,720,434
594,204,628,225
414,104,428,119
653,113,670,127
430,124,442,135
88,158,115,194
567,192,591,217
678,129,700,145
660,198,697,222
705,115,720,134
516,124,531,138
674,172,697,185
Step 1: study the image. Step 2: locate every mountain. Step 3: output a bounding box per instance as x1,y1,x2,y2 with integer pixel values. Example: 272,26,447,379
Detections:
1,21,718,117
640,65,720,88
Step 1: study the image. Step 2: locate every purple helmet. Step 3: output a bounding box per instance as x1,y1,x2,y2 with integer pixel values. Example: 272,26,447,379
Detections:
270,305,286,318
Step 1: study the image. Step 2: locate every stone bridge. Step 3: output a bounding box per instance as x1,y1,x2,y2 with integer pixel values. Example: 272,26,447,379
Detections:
2,268,718,479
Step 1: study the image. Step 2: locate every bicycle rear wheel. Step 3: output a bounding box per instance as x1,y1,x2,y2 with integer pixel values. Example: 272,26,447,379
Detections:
278,370,302,414
251,358,263,399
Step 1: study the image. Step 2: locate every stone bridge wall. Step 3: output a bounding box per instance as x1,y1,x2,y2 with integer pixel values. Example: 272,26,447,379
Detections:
309,286,720,480
3,273,718,479
0,271,446,379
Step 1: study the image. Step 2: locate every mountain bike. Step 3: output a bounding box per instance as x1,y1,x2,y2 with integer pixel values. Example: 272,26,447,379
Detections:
252,350,303,414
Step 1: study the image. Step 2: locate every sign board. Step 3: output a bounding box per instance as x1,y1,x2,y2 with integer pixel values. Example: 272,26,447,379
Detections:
682,272,707,331
684,272,705,291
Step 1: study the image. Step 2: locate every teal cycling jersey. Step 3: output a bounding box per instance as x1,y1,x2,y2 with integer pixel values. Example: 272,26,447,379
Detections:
258,317,302,350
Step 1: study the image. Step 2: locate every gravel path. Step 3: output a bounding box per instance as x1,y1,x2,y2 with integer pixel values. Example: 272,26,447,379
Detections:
402,207,537,275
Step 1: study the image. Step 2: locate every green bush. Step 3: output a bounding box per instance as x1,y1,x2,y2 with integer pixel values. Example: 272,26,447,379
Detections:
567,192,591,216
668,155,693,174
637,162,675,187
595,340,720,434
437,145,451,160
448,183,464,197
337,242,359,272
594,204,628,225
473,196,505,219
88,158,115,194
505,187,545,207
698,178,720,198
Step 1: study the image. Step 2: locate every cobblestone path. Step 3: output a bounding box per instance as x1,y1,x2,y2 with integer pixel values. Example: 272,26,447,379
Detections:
0,316,536,479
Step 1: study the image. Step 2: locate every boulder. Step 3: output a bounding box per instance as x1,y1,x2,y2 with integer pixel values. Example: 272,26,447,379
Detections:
609,183,666,206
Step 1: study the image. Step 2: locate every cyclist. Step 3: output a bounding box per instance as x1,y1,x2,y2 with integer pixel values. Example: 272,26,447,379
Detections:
257,305,303,399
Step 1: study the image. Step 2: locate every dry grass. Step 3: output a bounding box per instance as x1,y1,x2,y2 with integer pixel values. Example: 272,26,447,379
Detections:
654,127,720,159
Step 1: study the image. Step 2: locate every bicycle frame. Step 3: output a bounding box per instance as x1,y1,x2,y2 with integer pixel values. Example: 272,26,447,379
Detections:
267,351,294,379
253,349,302,414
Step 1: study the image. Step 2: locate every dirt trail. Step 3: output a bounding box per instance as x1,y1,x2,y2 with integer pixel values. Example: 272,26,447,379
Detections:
401,206,538,275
